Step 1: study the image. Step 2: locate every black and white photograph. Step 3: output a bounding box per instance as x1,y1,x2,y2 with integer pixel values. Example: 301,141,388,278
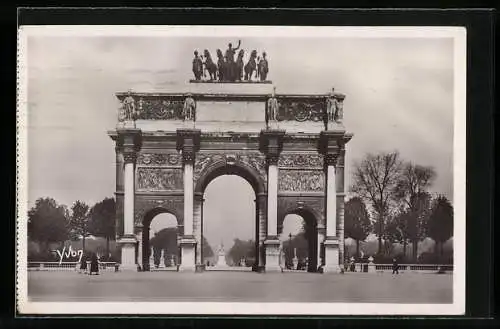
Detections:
16,25,466,315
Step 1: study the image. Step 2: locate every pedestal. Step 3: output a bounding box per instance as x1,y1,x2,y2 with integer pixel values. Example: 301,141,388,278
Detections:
179,237,196,272
118,236,138,271
264,239,281,272
292,257,299,270
323,238,342,273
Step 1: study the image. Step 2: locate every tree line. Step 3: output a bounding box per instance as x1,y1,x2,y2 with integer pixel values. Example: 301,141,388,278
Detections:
346,151,454,262
28,197,116,259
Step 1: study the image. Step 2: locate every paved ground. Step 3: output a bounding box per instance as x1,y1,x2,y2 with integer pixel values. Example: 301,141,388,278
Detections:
28,271,453,303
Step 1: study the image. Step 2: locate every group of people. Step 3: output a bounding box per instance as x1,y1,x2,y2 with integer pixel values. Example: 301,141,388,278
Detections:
192,40,269,82
77,252,101,275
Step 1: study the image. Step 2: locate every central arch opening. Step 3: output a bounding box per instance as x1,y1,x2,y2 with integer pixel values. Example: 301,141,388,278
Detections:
196,163,264,271
203,175,255,268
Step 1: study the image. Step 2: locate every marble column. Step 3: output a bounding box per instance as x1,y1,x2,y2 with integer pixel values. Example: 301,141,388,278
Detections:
194,193,204,271
136,228,143,270
119,148,138,271
317,226,326,268
177,129,200,272
256,193,267,272
260,129,285,272
324,153,341,273
336,149,346,265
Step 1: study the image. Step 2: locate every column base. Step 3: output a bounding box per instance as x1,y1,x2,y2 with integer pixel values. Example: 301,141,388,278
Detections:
264,238,281,272
323,238,341,273
195,264,206,272
118,236,138,271
179,237,196,272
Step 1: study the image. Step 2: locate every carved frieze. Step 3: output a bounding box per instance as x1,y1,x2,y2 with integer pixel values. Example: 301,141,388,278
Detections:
135,97,185,120
134,197,184,227
277,99,325,122
137,153,182,166
278,153,323,169
278,169,324,192
136,168,183,191
194,152,267,183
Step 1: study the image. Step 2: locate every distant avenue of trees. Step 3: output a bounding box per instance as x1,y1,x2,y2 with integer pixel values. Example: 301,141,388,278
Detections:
348,151,454,263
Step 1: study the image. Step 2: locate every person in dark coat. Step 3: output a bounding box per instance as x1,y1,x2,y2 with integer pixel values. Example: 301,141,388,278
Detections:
392,258,399,274
79,254,88,274
89,253,100,275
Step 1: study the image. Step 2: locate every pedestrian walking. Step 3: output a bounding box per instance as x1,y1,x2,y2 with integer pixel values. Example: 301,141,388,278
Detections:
392,258,399,274
89,253,100,275
79,254,87,274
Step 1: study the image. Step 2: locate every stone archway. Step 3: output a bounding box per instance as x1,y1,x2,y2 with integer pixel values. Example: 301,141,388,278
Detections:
110,87,353,273
194,160,266,271
141,208,181,271
280,207,320,272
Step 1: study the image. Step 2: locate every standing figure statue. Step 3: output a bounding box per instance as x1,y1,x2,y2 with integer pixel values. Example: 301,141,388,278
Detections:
225,40,241,81
122,90,136,121
203,49,218,81
259,51,269,81
244,50,257,81
192,50,203,81
235,49,245,81
267,86,279,128
216,49,226,81
326,88,345,127
183,93,196,121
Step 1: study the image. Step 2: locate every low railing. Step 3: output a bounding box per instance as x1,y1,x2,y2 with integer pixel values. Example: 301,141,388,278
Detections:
28,261,118,271
349,263,453,273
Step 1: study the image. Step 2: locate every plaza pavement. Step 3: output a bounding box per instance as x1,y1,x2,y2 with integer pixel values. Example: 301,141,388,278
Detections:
28,270,452,303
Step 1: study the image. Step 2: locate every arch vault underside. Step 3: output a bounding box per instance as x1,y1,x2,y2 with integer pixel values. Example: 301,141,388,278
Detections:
109,87,352,273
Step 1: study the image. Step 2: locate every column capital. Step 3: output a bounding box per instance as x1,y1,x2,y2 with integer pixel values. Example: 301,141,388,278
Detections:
176,128,201,165
260,129,285,164
324,153,338,166
117,128,142,163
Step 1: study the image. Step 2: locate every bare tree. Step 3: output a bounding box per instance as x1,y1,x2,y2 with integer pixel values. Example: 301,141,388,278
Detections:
395,163,436,260
351,151,403,254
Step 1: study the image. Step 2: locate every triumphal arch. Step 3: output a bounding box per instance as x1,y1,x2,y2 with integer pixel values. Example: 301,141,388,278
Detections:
109,78,352,273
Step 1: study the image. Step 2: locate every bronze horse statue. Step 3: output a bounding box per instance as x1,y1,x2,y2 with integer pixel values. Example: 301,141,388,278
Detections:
203,49,218,81
235,49,245,81
244,50,257,81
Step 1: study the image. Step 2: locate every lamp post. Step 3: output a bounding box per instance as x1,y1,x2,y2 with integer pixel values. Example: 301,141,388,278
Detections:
288,233,292,269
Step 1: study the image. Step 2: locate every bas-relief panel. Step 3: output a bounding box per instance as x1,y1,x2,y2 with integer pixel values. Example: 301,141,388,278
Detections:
137,153,182,166
136,168,183,191
278,153,323,169
277,98,325,122
135,98,185,120
278,169,324,192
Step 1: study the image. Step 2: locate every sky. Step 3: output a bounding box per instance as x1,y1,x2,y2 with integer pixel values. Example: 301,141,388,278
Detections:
25,29,455,250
